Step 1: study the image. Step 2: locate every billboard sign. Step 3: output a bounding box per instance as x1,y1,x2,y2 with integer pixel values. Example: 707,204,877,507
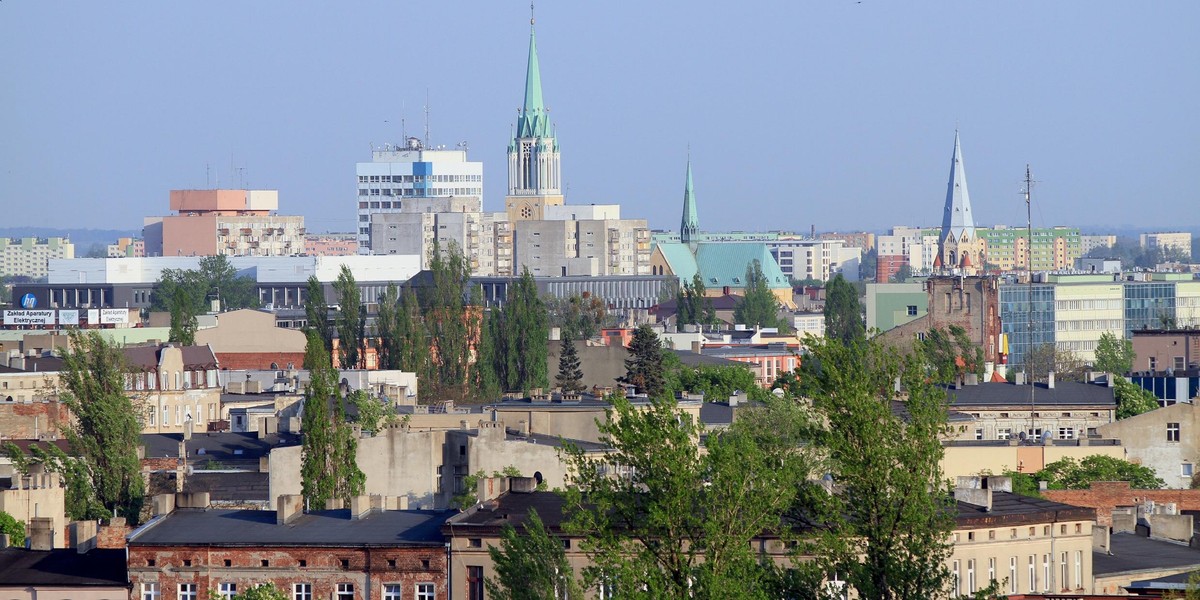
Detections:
59,310,80,326
19,294,37,308
4,310,55,326
99,309,129,324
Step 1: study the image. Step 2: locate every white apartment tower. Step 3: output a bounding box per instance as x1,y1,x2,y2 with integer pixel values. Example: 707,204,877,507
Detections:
356,137,484,252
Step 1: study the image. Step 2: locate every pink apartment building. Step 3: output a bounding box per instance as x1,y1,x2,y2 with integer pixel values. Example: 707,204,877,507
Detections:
143,189,305,257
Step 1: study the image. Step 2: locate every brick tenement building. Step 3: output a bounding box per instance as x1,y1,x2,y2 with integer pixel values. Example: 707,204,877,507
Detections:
1042,481,1200,528
128,494,453,600
878,275,1002,370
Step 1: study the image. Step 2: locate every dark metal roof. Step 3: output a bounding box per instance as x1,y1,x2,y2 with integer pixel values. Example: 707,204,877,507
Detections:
0,548,127,586
1095,532,1200,576
671,349,745,368
130,507,455,547
0,356,65,373
183,472,271,502
954,491,1095,527
944,381,1116,408
445,490,569,535
700,402,735,425
141,432,298,462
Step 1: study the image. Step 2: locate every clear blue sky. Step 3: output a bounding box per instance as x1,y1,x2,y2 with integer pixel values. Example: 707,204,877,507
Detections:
2,1,1196,235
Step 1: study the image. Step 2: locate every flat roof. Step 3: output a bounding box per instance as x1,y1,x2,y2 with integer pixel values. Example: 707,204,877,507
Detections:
0,548,127,586
1095,532,1200,576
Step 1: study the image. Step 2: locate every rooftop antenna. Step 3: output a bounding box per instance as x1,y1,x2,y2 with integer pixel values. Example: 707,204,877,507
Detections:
206,163,211,189
1023,164,1037,439
531,1,535,25
424,89,431,149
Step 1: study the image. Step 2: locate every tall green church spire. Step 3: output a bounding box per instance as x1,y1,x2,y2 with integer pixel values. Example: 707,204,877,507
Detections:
681,158,699,244
517,20,550,139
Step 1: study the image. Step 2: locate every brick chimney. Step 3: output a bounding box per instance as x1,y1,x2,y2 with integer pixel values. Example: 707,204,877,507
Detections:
96,518,129,549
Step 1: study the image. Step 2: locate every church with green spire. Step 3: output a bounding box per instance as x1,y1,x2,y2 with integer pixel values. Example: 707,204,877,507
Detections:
505,16,563,222
650,160,795,309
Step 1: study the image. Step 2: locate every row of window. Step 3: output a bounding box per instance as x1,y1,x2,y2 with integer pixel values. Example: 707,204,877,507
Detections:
953,551,1084,595
143,583,435,600
360,174,481,183
360,188,481,197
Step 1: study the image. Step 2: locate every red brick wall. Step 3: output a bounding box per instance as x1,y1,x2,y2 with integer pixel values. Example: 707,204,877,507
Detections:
1042,481,1200,527
142,457,183,472
128,545,447,600
215,352,306,371
98,518,130,549
0,402,69,439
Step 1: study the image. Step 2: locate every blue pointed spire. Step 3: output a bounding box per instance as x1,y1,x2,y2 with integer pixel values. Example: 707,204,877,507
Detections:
941,130,975,242
517,21,550,139
681,158,699,244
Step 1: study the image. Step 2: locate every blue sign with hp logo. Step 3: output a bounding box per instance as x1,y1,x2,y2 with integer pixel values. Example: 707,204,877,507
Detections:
20,294,37,309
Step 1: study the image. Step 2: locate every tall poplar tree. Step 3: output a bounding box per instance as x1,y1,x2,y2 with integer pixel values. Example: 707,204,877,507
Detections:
59,330,146,523
300,330,365,508
824,273,864,345
304,275,332,354
489,269,550,393
734,260,781,329
333,265,364,370
420,241,484,402
376,283,401,371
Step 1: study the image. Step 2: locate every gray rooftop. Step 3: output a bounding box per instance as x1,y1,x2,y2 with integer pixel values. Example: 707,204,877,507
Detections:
0,548,126,586
130,507,455,547
141,431,298,462
1095,532,1200,576
954,490,1095,526
944,381,1116,408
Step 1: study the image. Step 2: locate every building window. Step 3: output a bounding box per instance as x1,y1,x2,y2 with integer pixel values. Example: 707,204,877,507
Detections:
1184,463,1194,477
1074,551,1082,589
1058,427,1075,440
1028,556,1036,592
997,428,1012,440
1168,422,1181,442
416,584,435,600
293,584,312,600
1009,557,1018,593
967,559,976,593
906,305,918,316
468,566,485,600
1042,554,1050,592
974,428,984,440
142,583,160,600
1061,551,1069,590
383,586,402,600
219,583,236,600
336,583,353,600
988,558,995,586
180,584,198,600
952,560,961,595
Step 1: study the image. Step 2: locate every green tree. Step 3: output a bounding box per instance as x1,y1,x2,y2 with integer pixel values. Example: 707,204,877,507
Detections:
893,263,913,283
333,265,364,370
675,364,768,403
555,333,585,393
0,511,25,547
233,584,287,600
59,330,146,523
546,293,609,340
485,509,584,600
1094,332,1135,376
734,260,781,329
299,330,365,508
375,283,401,371
860,248,878,281
420,241,486,402
167,286,198,346
151,255,257,313
488,269,550,393
796,335,955,600
1114,378,1160,419
396,287,430,375
1038,455,1165,490
823,273,864,345
303,275,332,354
561,396,812,599
617,325,666,398
919,325,984,384
4,442,109,521
677,273,716,327
1022,343,1087,383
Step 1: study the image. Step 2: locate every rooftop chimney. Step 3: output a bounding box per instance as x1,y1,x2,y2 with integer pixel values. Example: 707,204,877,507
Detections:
28,517,54,551
276,494,303,525
70,520,98,554
349,495,372,520
1047,371,1055,389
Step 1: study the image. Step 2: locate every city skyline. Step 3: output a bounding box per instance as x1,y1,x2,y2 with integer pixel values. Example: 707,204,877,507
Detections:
1,1,1196,235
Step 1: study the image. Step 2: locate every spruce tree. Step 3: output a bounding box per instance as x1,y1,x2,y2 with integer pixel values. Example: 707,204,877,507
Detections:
617,325,666,398
555,333,585,393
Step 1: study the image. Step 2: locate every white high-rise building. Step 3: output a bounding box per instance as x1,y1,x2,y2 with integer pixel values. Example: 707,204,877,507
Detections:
355,137,484,253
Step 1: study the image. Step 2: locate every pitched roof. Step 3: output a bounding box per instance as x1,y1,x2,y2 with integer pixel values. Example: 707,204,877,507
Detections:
141,432,298,463
124,344,219,371
695,243,790,290
445,490,569,534
516,23,550,139
681,159,699,243
944,381,1116,408
954,490,1095,527
0,548,127,586
129,507,455,547
655,243,699,282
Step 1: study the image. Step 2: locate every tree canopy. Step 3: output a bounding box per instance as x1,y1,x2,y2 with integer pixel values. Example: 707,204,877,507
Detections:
823,274,864,345
299,329,365,509
919,325,984,384
617,325,666,398
1094,332,1135,376
333,265,364,370
487,269,550,394
0,511,25,547
1114,377,1160,419
677,273,717,327
486,509,584,600
151,255,256,313
734,260,783,330
1009,455,1165,494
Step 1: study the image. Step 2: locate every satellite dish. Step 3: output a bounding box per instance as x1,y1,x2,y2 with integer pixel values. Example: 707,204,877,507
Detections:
1018,431,1027,441
1041,430,1053,445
